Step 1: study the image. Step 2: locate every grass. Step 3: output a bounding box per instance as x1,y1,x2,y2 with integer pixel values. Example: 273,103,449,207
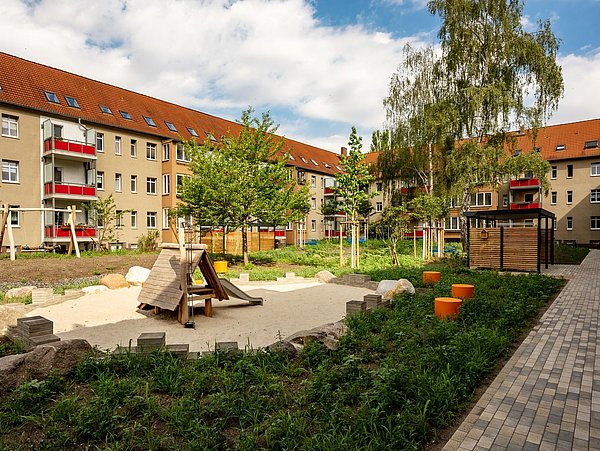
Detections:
553,243,589,265
0,261,565,450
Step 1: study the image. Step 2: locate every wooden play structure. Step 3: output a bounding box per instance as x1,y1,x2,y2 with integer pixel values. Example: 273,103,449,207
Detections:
466,208,555,273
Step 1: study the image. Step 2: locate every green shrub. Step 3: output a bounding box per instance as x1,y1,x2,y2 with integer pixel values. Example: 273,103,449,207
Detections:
137,230,160,252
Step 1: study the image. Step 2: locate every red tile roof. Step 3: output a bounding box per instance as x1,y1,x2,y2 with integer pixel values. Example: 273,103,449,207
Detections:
0,52,345,175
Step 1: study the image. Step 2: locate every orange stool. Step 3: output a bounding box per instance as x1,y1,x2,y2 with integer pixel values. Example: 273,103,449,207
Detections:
423,271,441,286
451,284,474,300
434,297,463,320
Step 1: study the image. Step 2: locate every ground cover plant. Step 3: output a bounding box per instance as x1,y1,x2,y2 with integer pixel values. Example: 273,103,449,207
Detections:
0,265,564,450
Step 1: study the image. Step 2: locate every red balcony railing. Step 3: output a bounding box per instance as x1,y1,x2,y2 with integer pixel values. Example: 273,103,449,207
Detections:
510,202,540,210
43,138,95,157
324,230,347,237
510,178,540,189
44,183,96,197
44,225,96,238
324,187,335,195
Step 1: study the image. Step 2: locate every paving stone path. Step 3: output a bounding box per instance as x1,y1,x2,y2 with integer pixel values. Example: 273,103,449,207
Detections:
444,249,600,450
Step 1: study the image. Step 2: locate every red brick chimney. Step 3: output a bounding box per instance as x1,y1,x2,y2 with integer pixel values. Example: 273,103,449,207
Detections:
340,146,347,156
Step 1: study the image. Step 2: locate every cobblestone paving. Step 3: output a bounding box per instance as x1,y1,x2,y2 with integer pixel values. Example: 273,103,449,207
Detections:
444,250,600,451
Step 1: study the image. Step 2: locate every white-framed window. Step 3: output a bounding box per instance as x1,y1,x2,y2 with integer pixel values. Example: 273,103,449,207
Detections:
130,139,137,158
567,164,573,178
1,114,18,138
162,143,170,161
147,212,157,229
146,142,157,160
96,133,104,152
592,163,600,176
502,194,508,207
131,210,137,229
176,143,190,162
115,173,122,192
567,216,573,231
310,175,316,187
176,174,188,195
9,205,19,227
115,210,123,228
130,175,137,193
585,140,598,149
311,219,317,232
591,216,600,230
115,136,122,155
162,208,170,229
471,192,492,207
311,198,316,210
591,189,600,203
376,201,383,212
2,160,19,183
162,174,170,195
551,192,557,205
524,193,534,203
551,166,557,179
567,190,573,204
146,177,157,195
96,171,104,190
286,222,293,231
376,182,383,192
445,216,460,230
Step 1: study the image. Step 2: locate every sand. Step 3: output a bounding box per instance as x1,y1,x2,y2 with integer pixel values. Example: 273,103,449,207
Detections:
27,282,374,353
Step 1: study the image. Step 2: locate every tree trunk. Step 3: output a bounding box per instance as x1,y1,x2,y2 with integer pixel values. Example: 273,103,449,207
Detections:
460,185,471,254
242,226,249,266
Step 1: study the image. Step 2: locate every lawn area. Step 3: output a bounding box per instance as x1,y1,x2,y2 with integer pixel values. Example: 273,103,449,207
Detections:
0,240,565,450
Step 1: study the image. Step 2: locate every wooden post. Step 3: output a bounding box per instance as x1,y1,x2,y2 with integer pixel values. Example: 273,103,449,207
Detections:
178,227,189,324
339,223,344,266
7,210,16,261
413,227,417,259
67,205,80,258
0,203,9,252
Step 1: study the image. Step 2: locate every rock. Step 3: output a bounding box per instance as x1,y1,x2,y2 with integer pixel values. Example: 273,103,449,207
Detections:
376,280,398,295
5,286,37,299
285,322,347,351
382,279,415,300
82,285,109,295
125,266,151,286
0,339,93,390
315,270,336,283
99,274,130,289
266,340,298,359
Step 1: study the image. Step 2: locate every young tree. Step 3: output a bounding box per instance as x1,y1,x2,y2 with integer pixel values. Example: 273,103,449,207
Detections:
83,194,122,251
377,205,411,265
335,127,375,269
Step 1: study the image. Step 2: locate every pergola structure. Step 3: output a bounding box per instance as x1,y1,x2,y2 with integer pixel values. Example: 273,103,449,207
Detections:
466,208,556,273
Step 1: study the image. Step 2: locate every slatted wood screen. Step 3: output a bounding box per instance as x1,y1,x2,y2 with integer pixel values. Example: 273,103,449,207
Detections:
201,230,275,254
470,227,541,272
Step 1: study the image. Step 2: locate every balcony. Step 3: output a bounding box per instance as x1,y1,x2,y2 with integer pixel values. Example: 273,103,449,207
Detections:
510,202,540,210
510,178,540,190
324,187,335,195
43,138,96,160
44,225,96,239
44,182,96,199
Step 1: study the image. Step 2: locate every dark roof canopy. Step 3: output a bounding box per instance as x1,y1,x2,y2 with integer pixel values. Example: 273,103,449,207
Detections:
465,208,555,221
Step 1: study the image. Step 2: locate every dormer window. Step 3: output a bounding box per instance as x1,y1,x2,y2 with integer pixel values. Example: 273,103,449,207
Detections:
585,140,598,149
323,162,331,168
556,144,566,151
300,156,308,163
165,121,177,132
311,159,319,166
289,155,295,161
120,111,132,120
143,116,156,127
205,132,217,142
99,105,112,114
44,91,59,103
64,96,80,108
187,127,198,137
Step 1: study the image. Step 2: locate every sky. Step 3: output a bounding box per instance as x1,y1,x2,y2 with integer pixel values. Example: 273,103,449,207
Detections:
1,0,599,153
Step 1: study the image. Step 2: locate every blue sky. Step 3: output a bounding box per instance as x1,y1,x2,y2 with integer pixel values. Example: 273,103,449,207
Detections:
1,0,599,152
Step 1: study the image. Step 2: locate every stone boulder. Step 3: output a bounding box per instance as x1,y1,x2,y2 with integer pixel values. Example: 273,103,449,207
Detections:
285,322,347,351
315,270,336,283
125,266,151,286
266,340,299,359
99,274,130,289
82,285,109,295
382,279,415,300
0,339,93,389
5,286,37,299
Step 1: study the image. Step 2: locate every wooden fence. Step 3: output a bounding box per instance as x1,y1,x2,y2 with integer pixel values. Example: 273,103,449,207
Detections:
470,227,542,272
200,230,275,254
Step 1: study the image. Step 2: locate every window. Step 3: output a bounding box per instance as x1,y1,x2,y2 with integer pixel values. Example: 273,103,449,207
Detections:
470,192,492,207
115,136,122,155
176,143,190,162
146,143,157,160
551,192,557,205
131,211,137,229
297,170,306,184
9,205,19,227
513,149,521,157
311,198,316,210
130,139,137,158
99,105,112,114
591,217,600,230
323,161,330,168
556,144,566,151
44,91,59,103
2,160,19,183
115,173,122,192
584,140,598,149
525,193,534,203
162,208,170,229
162,143,170,161
376,201,383,212
187,127,198,137
591,189,600,203
2,114,18,138
551,165,557,179
146,177,157,195
286,222,293,231
205,132,217,142
115,210,123,228
176,174,189,195
445,216,460,230
567,190,573,204
96,133,104,152
165,121,177,132
147,212,157,229
376,182,383,192
533,146,541,153
130,175,137,193
64,96,80,108
120,110,132,120
300,156,308,164
310,175,316,187
311,220,317,232
143,116,156,127
97,171,104,190
162,174,170,195
567,165,573,178
311,159,319,167
592,163,600,176
502,194,508,207
567,217,573,230
53,124,63,139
